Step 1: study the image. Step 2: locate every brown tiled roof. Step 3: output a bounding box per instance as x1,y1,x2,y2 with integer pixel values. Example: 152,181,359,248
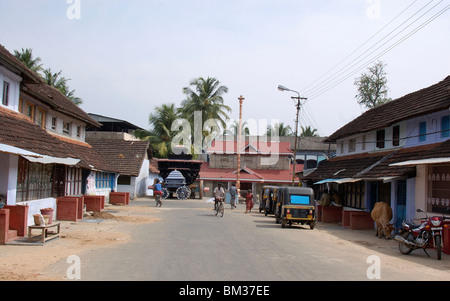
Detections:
50,133,117,172
86,138,149,176
303,152,389,181
303,141,450,182
0,44,42,84
22,83,101,128
326,75,450,142
0,106,77,159
149,159,160,174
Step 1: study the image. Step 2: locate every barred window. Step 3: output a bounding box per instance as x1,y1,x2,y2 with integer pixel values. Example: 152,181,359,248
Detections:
16,157,53,202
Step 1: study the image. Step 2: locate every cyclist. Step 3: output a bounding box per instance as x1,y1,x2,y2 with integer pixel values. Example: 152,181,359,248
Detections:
213,183,225,211
153,179,163,207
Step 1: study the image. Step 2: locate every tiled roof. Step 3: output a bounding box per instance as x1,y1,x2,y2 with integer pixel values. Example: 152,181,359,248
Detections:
0,106,77,159
302,152,389,181
86,138,149,176
303,142,450,182
51,133,117,172
199,162,302,184
22,83,101,128
326,75,450,142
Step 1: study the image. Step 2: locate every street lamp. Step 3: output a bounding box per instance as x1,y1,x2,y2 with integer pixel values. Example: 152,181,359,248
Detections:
278,85,307,186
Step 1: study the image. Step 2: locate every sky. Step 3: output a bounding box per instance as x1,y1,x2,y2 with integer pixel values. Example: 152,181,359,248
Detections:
0,0,449,137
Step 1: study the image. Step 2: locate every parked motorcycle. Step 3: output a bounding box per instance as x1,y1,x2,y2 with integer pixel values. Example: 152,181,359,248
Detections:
395,208,449,260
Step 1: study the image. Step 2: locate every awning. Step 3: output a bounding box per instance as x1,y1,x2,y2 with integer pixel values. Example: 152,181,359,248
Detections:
390,157,450,167
0,143,43,158
22,155,80,166
313,178,361,185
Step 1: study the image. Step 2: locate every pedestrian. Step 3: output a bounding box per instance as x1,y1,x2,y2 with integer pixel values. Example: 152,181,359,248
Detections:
245,190,253,214
229,183,237,209
153,179,163,207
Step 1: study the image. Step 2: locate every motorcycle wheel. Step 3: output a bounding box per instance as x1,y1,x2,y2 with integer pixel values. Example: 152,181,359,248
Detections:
435,235,442,260
398,232,414,255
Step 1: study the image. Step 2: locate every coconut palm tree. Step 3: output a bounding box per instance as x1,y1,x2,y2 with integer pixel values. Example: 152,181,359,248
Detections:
266,122,293,137
180,77,231,130
300,125,319,137
42,68,83,105
134,103,180,158
14,48,43,73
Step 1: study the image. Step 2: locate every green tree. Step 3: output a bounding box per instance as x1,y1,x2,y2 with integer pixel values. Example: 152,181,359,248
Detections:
180,77,231,130
14,48,43,73
266,122,293,137
42,68,83,105
354,61,391,109
224,120,250,136
134,103,180,158
300,125,319,137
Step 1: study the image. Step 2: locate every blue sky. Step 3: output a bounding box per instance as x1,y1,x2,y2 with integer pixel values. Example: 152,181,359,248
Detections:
1,0,449,136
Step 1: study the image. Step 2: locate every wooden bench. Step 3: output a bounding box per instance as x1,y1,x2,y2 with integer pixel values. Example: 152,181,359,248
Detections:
28,223,61,243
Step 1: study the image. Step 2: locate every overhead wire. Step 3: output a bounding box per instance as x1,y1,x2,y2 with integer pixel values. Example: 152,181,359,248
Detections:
306,2,449,100
300,0,449,102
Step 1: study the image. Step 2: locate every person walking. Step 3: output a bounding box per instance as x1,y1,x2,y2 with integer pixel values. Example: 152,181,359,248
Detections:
229,183,238,209
153,179,163,207
245,190,253,214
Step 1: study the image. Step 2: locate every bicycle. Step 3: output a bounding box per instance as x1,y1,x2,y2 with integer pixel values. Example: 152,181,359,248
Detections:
214,198,224,217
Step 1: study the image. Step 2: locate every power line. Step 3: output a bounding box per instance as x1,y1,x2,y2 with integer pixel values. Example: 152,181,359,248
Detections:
301,0,419,93
306,2,450,101
301,1,449,101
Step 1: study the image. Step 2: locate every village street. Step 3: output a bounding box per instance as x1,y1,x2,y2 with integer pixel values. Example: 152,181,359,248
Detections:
30,197,450,283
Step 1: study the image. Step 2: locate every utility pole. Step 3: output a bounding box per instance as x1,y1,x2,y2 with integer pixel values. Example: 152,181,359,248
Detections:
237,95,244,198
278,85,307,186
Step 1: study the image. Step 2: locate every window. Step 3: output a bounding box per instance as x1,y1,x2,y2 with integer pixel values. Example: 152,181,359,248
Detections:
118,175,131,185
76,126,81,138
51,117,57,130
340,142,344,153
442,116,450,138
348,139,356,153
376,130,385,149
63,121,71,134
2,81,9,106
24,102,34,119
16,157,53,202
419,121,427,142
362,135,366,151
393,125,400,146
427,165,450,213
35,108,46,128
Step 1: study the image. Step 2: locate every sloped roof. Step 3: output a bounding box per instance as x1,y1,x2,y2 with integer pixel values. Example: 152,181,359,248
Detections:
0,106,77,159
199,162,302,184
51,133,118,172
326,75,450,142
22,83,101,128
302,151,389,181
86,138,149,176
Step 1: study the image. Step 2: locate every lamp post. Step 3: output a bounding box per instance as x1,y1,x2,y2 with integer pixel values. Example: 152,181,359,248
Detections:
278,85,307,186
237,95,245,198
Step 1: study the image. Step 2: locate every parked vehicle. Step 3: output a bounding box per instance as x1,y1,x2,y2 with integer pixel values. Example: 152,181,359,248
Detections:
274,187,316,230
395,208,449,260
260,186,278,215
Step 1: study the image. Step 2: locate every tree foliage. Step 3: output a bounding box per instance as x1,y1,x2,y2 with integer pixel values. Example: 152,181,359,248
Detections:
14,48,83,105
354,61,391,109
134,103,180,158
300,125,319,137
